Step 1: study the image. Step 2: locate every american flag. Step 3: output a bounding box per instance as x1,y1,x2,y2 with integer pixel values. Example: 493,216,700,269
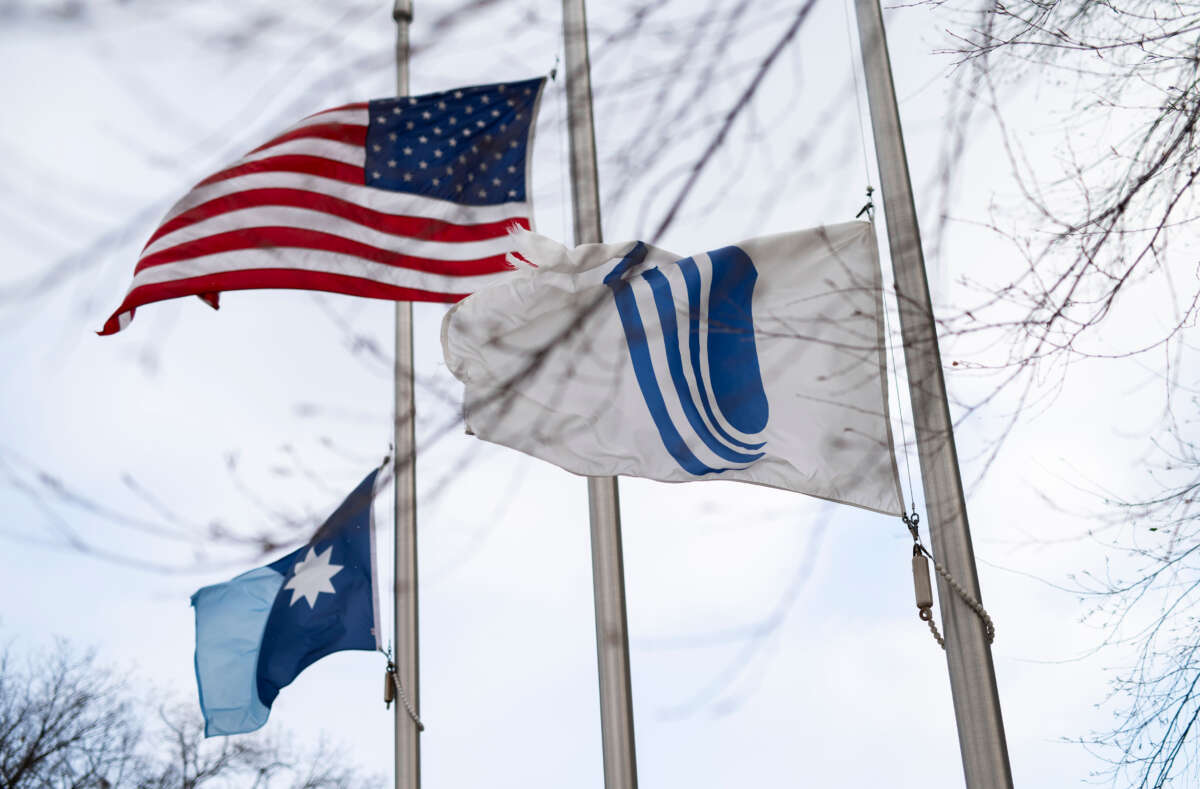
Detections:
100,77,546,335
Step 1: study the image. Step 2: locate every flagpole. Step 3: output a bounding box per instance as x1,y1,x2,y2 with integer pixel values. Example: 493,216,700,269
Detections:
392,2,420,789
561,1,639,787
852,2,1013,786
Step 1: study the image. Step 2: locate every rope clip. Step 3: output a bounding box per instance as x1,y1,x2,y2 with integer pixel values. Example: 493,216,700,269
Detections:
855,185,875,220
901,510,920,544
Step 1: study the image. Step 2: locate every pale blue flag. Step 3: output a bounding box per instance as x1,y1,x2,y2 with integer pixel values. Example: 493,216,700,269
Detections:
191,469,381,736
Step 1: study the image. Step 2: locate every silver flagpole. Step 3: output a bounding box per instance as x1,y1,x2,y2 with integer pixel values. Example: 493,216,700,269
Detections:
392,2,420,789
853,1,1013,786
561,1,639,787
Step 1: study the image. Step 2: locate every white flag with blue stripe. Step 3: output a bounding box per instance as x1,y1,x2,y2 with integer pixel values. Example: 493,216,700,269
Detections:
442,221,902,516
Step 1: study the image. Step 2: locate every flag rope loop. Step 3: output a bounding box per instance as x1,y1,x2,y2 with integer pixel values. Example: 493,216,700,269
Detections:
926,618,946,649
385,657,425,731
902,512,995,650
925,547,995,645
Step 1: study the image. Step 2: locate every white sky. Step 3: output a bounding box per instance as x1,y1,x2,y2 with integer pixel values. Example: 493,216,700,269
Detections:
0,1,1162,786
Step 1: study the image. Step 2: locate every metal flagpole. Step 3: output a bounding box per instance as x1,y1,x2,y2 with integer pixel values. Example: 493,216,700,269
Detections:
561,1,639,787
852,1,1013,786
392,2,420,789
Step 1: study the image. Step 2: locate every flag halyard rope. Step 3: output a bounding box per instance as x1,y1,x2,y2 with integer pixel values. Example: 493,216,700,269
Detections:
387,659,425,731
903,511,995,650
381,645,424,731
925,543,996,645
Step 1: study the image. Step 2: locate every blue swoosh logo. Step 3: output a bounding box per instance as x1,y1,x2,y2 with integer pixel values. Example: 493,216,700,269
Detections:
605,243,769,476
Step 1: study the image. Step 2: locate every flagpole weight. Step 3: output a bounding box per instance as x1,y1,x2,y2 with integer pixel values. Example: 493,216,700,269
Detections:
561,1,640,787
391,3,420,789
852,1,1013,786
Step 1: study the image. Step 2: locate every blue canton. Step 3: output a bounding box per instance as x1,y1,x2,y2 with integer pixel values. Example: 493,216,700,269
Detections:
366,77,545,206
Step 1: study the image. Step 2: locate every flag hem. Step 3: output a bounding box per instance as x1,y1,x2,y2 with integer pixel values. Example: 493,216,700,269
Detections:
863,221,906,514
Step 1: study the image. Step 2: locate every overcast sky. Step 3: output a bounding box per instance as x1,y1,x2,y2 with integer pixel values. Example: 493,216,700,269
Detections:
0,1,1162,786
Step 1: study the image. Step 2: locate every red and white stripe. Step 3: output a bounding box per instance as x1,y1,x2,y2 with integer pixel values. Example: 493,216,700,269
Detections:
100,103,530,335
